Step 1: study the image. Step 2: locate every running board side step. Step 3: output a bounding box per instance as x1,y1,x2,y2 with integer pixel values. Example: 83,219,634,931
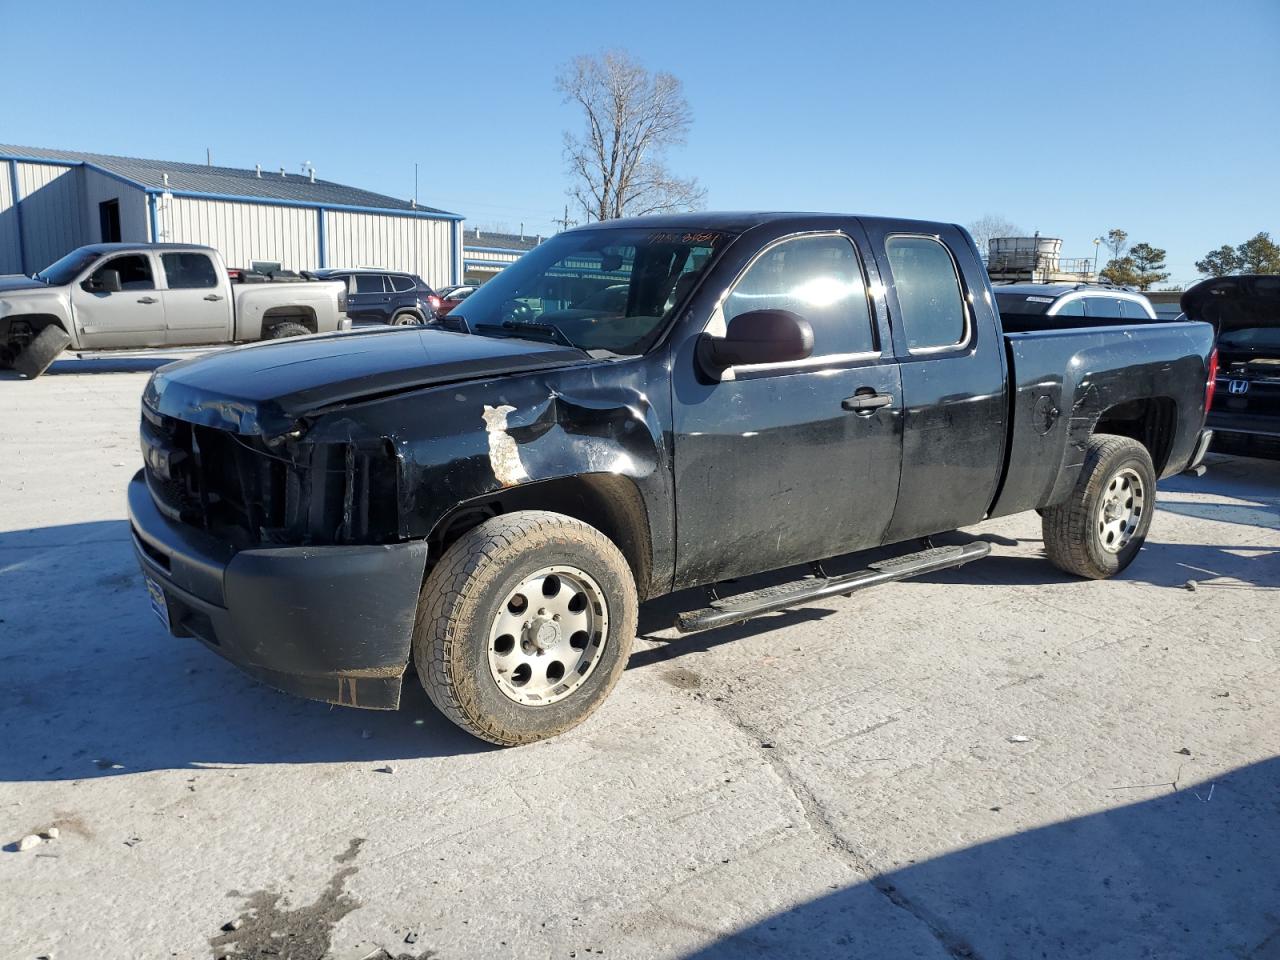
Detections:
673,542,990,634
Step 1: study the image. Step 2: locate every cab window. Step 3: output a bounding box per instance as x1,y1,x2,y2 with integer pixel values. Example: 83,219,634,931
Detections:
884,236,968,351
93,255,154,291
161,253,218,289
724,233,875,357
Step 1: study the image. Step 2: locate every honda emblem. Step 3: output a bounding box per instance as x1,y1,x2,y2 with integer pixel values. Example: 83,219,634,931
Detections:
1228,379,1250,395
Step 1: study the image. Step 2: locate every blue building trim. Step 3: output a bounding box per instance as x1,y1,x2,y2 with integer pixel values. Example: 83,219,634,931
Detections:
317,208,328,268
450,221,459,285
0,153,463,221
144,187,463,222
147,193,159,242
7,160,26,274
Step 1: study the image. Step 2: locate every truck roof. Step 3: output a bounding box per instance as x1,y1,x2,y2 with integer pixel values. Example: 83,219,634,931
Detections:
562,211,961,235
76,242,216,254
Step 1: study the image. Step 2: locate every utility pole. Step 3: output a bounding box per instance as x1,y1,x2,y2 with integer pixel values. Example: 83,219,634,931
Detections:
551,204,577,233
413,163,419,209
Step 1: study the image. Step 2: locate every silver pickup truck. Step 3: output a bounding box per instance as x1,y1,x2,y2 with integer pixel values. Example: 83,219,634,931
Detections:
0,242,349,378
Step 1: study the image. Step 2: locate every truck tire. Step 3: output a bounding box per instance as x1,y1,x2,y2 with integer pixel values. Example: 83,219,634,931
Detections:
413,510,638,746
265,321,311,340
1042,433,1156,580
12,325,72,379
390,310,422,326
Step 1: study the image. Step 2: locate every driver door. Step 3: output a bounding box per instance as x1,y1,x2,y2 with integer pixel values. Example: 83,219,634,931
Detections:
671,227,904,588
71,252,166,349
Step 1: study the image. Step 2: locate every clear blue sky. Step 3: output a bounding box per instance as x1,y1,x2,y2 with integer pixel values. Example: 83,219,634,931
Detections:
4,0,1277,285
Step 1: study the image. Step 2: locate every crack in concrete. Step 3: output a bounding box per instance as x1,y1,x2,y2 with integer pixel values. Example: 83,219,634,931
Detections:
701,690,982,960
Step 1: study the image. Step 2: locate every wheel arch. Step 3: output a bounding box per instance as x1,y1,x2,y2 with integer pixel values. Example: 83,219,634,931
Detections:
1093,396,1178,475
427,472,656,600
262,305,318,333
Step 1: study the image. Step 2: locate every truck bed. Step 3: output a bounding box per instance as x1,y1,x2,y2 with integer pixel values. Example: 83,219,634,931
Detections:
990,320,1215,520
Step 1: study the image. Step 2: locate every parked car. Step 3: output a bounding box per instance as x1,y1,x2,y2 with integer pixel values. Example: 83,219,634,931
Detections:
436,284,478,316
1182,274,1280,459
313,269,439,325
129,212,1214,746
993,282,1158,330
0,243,349,378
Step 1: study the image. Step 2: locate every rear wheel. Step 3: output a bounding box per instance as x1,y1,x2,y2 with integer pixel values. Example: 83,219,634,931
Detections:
1042,433,1156,579
390,311,422,326
413,511,637,745
265,321,311,340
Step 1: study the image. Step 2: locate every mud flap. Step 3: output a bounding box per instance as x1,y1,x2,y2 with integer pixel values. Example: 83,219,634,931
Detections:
12,325,72,379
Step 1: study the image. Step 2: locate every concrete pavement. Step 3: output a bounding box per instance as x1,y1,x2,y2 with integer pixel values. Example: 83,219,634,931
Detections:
2,360,1277,959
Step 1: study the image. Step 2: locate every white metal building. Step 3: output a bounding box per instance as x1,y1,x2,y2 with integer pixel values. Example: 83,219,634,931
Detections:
0,145,463,287
462,227,543,284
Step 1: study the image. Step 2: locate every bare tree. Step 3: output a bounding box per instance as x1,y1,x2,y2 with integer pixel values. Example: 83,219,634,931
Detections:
557,50,706,222
966,214,1024,254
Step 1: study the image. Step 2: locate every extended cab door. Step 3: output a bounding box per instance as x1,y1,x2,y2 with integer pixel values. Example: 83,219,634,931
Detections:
671,225,904,588
860,224,1008,542
70,252,165,349
158,251,232,344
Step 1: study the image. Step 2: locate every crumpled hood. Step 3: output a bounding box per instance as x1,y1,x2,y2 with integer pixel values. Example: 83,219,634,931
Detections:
1181,275,1280,333
0,274,47,294
143,326,591,435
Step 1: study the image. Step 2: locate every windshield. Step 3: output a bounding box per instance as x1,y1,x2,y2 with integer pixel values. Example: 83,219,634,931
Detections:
35,248,104,285
450,226,733,355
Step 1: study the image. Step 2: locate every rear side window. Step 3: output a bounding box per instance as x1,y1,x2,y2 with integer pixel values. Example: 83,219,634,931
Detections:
1121,299,1151,319
885,236,968,351
724,233,875,358
355,274,386,294
161,253,218,289
390,274,416,292
1084,297,1124,318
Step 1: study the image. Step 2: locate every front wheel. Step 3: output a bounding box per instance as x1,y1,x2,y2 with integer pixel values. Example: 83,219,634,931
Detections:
413,511,637,745
1042,433,1156,579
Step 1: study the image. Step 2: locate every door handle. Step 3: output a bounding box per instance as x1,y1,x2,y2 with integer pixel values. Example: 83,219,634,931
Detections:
203,294,224,302
842,391,893,413
137,296,158,304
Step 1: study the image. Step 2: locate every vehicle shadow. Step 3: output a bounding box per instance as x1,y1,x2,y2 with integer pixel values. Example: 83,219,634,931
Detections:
678,756,1280,959
0,520,489,783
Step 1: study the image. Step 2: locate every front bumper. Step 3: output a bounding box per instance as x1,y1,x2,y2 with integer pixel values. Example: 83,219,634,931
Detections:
127,471,428,709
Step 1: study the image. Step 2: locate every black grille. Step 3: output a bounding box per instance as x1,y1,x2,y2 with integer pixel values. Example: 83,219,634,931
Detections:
140,406,397,546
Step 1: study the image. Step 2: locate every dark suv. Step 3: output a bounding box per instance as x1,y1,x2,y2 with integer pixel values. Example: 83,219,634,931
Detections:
313,269,440,325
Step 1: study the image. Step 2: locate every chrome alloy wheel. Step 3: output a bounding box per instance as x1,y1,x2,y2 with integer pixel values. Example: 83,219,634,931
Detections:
1097,466,1145,554
487,565,609,705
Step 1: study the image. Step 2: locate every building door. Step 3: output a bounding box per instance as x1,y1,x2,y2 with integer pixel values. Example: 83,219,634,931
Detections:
98,199,122,243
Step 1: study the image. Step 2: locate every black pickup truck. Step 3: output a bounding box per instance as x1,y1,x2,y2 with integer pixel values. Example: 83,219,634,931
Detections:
129,213,1215,745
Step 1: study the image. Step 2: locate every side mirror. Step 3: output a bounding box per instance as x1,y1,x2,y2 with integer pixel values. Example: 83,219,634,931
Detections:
697,309,814,375
85,269,122,293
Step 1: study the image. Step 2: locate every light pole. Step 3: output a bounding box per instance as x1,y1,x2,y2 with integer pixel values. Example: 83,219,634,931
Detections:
1092,237,1102,278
